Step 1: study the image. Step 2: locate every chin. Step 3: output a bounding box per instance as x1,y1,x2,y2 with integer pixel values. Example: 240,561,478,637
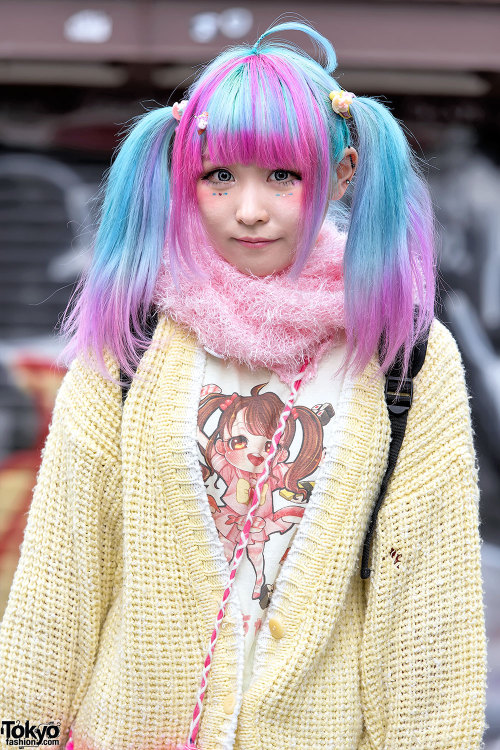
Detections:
216,248,293,277
240,265,278,277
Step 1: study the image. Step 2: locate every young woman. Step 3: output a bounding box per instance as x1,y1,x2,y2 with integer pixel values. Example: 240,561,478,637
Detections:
0,19,487,750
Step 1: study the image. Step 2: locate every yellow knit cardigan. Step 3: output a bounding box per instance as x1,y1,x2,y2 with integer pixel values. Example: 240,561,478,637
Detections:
0,314,487,750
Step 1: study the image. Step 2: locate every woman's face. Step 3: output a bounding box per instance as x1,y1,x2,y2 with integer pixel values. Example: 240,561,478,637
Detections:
196,158,303,276
195,149,357,277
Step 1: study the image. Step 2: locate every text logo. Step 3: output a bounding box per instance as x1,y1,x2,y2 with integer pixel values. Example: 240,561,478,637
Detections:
1,721,61,746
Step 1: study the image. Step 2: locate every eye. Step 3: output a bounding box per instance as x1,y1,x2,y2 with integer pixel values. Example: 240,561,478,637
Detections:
202,168,234,185
229,435,248,450
201,168,301,187
271,170,301,185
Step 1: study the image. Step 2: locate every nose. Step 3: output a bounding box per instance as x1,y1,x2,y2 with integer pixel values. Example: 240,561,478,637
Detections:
235,183,270,225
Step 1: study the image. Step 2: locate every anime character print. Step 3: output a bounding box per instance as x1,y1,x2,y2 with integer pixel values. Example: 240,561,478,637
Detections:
197,382,335,601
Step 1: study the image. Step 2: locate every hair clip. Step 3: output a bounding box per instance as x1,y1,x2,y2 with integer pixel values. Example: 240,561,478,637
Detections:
172,100,189,121
194,111,209,134
329,90,356,119
220,393,238,411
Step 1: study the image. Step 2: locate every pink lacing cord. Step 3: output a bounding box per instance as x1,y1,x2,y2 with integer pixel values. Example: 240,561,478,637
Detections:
65,358,309,750
177,357,309,750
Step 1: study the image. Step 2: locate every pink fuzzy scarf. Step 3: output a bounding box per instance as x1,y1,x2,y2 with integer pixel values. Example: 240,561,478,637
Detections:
152,220,346,387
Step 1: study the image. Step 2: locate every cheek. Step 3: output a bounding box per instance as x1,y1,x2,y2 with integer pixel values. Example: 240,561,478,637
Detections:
274,191,302,226
226,448,245,466
285,193,302,210
197,187,230,225
196,186,212,213
273,185,302,208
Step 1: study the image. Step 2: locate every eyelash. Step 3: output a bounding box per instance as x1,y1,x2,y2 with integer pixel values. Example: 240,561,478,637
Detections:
202,169,301,187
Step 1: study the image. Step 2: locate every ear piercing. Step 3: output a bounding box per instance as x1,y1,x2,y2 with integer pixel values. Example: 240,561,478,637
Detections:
346,153,355,186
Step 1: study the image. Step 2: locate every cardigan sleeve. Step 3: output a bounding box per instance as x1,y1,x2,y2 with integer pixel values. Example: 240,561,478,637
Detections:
358,319,488,750
0,353,122,749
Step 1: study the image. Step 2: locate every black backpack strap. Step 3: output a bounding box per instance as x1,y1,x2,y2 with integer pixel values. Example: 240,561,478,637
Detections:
120,305,159,406
360,313,431,579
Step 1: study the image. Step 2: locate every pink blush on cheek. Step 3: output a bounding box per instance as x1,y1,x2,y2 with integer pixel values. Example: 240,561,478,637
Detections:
274,191,301,205
196,190,229,205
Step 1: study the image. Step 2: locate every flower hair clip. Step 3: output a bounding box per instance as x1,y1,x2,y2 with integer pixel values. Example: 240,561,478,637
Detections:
172,100,189,121
329,90,356,119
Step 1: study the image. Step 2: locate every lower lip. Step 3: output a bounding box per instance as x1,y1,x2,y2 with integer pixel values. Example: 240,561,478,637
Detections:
235,239,277,249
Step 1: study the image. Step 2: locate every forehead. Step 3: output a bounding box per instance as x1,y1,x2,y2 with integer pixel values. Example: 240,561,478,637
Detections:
227,412,259,436
232,416,247,431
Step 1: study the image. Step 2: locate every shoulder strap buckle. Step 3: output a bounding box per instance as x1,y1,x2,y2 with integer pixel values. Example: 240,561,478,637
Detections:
385,375,413,415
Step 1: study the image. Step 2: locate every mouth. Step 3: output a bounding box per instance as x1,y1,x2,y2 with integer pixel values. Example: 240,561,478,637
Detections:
234,237,278,249
248,453,265,467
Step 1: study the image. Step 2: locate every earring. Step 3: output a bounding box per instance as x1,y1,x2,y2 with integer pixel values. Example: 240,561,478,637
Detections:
346,179,351,184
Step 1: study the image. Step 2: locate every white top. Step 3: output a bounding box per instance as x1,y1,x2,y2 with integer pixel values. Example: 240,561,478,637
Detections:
197,338,348,691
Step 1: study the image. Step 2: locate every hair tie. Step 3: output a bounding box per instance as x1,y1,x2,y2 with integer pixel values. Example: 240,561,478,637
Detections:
220,393,238,411
329,90,356,119
291,407,299,420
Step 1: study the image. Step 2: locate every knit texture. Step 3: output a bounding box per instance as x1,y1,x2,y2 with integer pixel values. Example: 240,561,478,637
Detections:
0,314,487,750
152,219,346,387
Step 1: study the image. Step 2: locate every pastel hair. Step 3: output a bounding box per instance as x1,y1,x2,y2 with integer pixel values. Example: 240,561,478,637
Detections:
58,18,436,391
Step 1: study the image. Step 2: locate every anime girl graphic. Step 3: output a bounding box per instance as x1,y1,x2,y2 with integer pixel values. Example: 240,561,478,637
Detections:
197,382,334,599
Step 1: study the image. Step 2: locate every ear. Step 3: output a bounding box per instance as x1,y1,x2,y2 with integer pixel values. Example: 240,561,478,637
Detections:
214,437,227,455
331,147,358,201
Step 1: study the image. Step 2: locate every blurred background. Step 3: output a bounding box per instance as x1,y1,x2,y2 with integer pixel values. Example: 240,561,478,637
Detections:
0,0,498,745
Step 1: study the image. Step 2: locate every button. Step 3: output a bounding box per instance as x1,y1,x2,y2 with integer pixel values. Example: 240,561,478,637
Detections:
268,616,285,639
222,692,237,714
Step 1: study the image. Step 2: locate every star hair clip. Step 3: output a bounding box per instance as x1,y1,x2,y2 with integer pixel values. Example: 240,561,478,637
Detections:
329,90,356,119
